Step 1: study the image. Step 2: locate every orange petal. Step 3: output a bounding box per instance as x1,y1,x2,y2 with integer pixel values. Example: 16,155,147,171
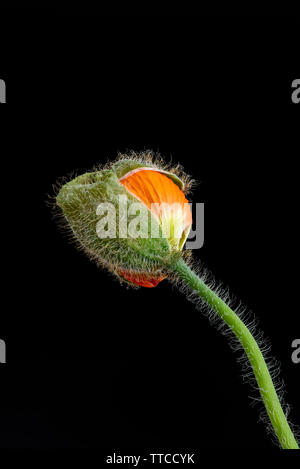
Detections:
120,168,192,250
118,268,166,288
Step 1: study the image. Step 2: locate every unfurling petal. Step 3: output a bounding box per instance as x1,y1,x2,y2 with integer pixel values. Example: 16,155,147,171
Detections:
120,168,192,251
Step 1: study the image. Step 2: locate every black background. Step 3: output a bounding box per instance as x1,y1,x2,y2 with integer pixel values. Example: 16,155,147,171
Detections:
0,10,299,457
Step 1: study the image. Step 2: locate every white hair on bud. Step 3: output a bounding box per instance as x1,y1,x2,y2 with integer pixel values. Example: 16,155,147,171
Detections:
102,149,196,195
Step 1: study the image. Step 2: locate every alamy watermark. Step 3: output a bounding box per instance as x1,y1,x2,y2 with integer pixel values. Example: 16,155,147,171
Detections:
291,339,300,364
95,196,204,249
0,339,6,363
0,79,6,103
291,79,300,104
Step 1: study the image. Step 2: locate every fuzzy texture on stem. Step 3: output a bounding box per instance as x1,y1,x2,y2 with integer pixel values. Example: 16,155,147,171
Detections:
170,258,299,449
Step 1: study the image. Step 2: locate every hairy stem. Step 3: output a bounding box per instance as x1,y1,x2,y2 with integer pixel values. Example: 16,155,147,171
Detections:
172,258,299,449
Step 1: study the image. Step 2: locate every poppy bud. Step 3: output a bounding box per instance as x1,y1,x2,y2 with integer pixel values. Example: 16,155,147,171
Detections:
56,152,192,287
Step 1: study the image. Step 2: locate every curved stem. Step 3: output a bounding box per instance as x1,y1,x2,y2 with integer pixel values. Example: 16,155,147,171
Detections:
172,258,299,449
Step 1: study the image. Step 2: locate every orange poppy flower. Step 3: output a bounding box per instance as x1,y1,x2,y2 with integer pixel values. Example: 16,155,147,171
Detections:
118,167,192,288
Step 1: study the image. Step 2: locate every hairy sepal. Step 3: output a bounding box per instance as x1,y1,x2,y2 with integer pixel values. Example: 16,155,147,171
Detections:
56,169,177,274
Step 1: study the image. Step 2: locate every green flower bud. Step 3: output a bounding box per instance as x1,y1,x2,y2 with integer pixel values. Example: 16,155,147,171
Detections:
56,153,192,287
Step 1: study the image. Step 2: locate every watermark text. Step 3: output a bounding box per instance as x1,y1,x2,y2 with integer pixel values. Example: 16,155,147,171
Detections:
0,79,6,103
291,339,300,364
95,196,204,249
0,339,6,363
291,79,300,104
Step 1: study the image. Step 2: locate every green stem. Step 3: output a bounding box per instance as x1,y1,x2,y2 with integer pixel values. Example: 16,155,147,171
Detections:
172,258,299,449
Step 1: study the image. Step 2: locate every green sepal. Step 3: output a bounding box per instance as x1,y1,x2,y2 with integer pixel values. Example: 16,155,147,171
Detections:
56,170,176,272
112,159,185,190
